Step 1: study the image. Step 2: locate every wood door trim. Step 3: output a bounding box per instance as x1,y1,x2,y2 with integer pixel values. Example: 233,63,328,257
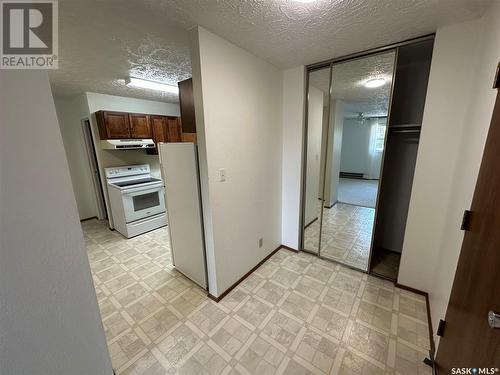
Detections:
494,61,500,89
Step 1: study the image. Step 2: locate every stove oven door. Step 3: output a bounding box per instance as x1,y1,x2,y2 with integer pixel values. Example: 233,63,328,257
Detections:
122,185,166,223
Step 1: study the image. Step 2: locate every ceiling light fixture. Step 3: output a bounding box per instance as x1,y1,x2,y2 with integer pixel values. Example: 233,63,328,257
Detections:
364,78,386,88
293,0,317,3
125,77,179,94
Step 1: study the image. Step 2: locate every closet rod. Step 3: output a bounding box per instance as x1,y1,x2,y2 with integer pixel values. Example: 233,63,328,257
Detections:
390,129,421,133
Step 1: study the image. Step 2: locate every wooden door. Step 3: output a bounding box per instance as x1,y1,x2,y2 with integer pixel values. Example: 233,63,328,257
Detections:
129,114,152,139
166,117,182,142
97,111,130,139
435,80,500,372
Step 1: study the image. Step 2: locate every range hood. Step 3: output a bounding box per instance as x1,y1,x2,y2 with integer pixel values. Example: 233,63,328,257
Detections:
101,139,155,150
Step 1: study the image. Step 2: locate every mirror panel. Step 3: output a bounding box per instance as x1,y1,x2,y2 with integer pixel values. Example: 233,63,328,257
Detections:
319,51,396,271
302,66,331,254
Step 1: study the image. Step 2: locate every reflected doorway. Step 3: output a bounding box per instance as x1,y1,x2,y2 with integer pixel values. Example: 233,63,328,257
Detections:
302,51,396,272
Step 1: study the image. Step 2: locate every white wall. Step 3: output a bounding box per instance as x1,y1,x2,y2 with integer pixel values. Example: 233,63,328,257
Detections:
323,100,344,207
281,66,305,250
191,26,283,297
340,118,370,175
54,94,97,220
54,92,180,225
339,118,385,180
304,86,324,226
398,19,483,291
398,4,500,349
0,71,112,375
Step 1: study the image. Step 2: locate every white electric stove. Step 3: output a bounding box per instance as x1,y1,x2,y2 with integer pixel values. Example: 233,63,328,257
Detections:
105,164,167,238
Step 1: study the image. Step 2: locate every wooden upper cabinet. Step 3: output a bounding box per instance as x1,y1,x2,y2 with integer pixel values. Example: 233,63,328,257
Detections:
96,111,130,139
150,116,168,144
96,111,182,147
129,113,152,139
166,117,182,142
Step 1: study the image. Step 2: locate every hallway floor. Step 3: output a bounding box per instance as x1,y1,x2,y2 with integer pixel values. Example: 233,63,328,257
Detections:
304,203,375,271
83,219,431,375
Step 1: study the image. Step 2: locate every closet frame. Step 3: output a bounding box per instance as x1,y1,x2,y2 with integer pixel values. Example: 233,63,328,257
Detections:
299,33,435,277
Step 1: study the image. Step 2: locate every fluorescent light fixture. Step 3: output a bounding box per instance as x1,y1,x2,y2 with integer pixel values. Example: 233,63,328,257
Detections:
125,77,179,94
365,78,386,88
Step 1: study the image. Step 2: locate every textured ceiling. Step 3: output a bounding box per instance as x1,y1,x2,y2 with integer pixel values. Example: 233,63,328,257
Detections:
309,51,396,117
49,0,192,102
50,0,491,103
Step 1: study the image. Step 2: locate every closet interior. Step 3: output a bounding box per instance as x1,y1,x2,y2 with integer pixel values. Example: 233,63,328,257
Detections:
301,37,434,281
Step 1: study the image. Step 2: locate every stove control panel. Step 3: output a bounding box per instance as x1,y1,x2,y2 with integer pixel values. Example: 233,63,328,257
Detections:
105,164,150,178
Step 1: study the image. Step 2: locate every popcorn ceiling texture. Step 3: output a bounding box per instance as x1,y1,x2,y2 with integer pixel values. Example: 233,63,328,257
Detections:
49,0,490,103
153,0,490,67
309,51,396,117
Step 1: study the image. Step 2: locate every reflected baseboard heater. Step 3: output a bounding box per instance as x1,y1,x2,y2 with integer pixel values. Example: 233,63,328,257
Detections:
339,172,364,179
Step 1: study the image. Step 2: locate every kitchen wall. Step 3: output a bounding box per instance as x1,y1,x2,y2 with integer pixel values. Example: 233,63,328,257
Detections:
54,94,97,220
54,92,180,222
281,66,305,250
0,70,112,375
399,1,500,349
191,26,283,297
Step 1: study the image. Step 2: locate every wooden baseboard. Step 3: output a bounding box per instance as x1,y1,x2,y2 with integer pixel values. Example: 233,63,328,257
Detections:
395,282,427,296
208,244,298,302
80,216,97,222
426,293,436,358
396,283,436,357
324,201,337,209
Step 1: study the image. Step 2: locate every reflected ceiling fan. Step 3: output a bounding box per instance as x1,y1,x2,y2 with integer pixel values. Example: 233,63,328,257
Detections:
355,112,367,124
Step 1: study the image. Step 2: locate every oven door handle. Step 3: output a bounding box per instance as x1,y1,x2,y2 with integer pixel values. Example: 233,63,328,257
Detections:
122,186,164,196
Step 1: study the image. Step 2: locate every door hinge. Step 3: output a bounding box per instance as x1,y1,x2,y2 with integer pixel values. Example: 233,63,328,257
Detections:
461,210,472,231
437,319,446,337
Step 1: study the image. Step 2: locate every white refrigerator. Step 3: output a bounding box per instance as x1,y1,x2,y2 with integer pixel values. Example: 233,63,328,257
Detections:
158,142,207,289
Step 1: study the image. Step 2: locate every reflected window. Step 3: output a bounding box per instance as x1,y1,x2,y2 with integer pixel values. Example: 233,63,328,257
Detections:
374,123,386,152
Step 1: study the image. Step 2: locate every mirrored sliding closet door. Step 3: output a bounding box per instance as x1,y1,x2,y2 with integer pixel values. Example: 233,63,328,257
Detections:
302,50,397,272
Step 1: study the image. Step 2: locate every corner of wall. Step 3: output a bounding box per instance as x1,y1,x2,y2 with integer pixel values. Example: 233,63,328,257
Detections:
189,25,219,297
281,66,306,250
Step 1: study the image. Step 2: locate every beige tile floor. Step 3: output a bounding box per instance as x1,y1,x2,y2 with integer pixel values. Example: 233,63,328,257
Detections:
83,219,431,375
304,203,375,271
